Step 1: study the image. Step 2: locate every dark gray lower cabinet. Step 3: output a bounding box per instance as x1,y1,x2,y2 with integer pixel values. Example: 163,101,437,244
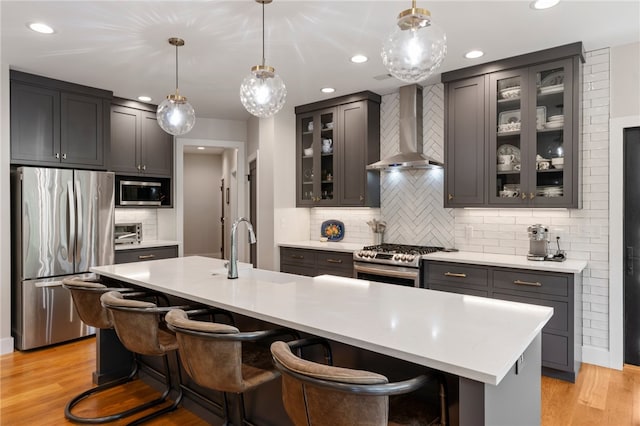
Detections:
114,245,178,264
424,260,581,382
280,247,354,278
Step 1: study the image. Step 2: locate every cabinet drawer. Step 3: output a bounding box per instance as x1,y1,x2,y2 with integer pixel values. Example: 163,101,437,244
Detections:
316,251,353,271
114,245,178,264
493,292,568,333
426,262,489,287
430,284,489,298
280,248,316,267
493,270,569,297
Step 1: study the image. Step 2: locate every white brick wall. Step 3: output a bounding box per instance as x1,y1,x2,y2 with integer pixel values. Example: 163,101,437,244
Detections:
114,208,158,241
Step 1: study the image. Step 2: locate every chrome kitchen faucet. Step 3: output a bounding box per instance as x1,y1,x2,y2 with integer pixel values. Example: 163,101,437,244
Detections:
228,217,256,279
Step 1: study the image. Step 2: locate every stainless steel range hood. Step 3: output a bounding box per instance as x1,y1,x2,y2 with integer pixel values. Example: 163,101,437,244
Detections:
367,84,444,170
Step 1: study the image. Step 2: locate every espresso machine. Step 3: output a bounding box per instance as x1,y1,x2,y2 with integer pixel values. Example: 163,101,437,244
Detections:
527,224,566,261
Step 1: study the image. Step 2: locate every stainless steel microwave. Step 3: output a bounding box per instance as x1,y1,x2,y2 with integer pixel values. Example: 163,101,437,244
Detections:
119,180,162,206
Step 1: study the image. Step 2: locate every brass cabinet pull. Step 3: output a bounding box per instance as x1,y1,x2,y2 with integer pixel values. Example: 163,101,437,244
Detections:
444,272,467,278
326,259,343,264
529,192,535,200
138,254,155,260
55,153,60,159
521,193,527,200
142,165,146,171
359,195,364,202
514,279,542,287
290,254,304,260
448,194,453,201
62,153,67,160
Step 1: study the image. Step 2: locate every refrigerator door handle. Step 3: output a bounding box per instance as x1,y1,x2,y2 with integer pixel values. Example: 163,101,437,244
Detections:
35,280,63,288
75,180,83,260
67,181,76,263
627,246,634,275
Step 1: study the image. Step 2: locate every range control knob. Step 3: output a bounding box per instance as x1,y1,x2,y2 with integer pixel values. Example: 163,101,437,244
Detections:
406,255,415,262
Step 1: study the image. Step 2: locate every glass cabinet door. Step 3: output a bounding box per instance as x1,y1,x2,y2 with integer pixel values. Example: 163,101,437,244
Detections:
489,69,528,205
297,108,336,206
317,110,335,204
529,59,573,206
299,113,315,205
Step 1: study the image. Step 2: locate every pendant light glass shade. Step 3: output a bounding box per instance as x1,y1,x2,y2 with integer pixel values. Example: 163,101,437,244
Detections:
240,65,287,118
240,0,287,118
157,38,196,136
381,2,447,83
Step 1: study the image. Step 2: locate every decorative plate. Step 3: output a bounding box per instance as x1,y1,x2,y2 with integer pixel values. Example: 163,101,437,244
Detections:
321,220,345,241
541,71,564,87
497,144,521,164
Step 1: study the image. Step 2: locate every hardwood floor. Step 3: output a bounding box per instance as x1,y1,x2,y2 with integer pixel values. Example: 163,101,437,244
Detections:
2,337,640,425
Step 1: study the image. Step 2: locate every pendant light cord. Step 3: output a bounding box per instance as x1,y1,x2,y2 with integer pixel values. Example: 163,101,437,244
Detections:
261,1,266,67
175,43,179,93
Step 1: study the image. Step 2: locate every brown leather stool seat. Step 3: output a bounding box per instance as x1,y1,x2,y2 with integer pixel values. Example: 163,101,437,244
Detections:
62,278,167,424
165,308,299,425
270,340,448,426
100,290,191,425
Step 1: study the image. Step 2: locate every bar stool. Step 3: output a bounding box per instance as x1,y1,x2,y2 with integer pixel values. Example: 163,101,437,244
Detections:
62,277,165,423
100,290,193,425
271,340,449,426
165,308,299,425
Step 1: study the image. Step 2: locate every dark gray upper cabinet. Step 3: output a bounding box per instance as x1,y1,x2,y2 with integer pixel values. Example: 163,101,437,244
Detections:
445,75,487,207
295,91,381,208
10,71,112,169
442,42,584,208
110,98,173,178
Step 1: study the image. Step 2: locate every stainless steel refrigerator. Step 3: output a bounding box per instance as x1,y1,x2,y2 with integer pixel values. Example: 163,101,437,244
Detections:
11,167,114,350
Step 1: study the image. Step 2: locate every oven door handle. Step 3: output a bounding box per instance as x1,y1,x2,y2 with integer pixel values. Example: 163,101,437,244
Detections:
354,264,419,280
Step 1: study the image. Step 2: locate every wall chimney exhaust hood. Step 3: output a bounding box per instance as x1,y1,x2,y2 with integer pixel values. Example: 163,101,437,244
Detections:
367,84,444,171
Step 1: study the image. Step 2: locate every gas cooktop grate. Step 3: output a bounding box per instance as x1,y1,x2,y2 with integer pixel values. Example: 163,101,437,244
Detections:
361,244,444,255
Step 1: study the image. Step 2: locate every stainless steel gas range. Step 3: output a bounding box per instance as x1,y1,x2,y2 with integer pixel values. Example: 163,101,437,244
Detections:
353,244,444,288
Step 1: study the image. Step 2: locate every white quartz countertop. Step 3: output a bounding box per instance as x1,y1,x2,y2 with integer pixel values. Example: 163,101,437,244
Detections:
423,251,587,274
92,256,552,386
278,240,362,253
115,240,180,251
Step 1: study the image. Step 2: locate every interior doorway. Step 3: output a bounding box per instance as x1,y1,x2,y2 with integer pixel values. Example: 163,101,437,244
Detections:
624,126,640,365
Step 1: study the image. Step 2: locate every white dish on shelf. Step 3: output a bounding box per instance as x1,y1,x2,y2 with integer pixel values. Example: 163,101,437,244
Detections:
500,87,521,100
544,121,564,129
539,84,563,95
548,115,564,122
541,70,564,87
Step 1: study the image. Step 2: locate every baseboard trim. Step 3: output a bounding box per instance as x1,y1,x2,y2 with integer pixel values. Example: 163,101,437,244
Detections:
582,345,621,370
0,336,14,355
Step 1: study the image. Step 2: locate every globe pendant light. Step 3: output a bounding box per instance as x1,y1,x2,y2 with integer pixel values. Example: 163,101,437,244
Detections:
381,0,447,83
240,0,287,118
157,37,196,136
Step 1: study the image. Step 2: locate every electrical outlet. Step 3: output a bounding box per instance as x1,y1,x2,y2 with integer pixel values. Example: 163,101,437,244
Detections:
465,225,474,240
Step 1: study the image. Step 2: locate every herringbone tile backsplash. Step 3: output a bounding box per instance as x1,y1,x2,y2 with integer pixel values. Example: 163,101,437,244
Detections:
380,84,455,247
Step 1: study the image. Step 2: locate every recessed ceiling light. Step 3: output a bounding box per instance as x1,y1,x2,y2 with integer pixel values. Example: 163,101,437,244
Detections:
530,0,560,10
27,22,54,34
464,50,484,59
321,87,335,94
137,95,152,102
350,54,368,64
197,146,205,150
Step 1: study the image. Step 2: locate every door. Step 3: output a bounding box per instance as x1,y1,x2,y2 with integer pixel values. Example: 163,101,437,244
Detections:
220,178,226,259
20,167,74,279
110,105,141,174
339,101,365,206
624,126,640,365
141,111,173,177
74,171,114,273
249,160,257,268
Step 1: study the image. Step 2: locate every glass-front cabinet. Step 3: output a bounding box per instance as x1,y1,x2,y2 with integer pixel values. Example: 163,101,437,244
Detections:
489,58,576,207
297,108,336,206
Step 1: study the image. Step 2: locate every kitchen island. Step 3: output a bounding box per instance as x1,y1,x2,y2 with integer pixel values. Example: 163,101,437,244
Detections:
92,256,552,425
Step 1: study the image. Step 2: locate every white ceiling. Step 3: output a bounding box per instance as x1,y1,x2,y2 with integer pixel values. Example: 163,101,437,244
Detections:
2,1,639,121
